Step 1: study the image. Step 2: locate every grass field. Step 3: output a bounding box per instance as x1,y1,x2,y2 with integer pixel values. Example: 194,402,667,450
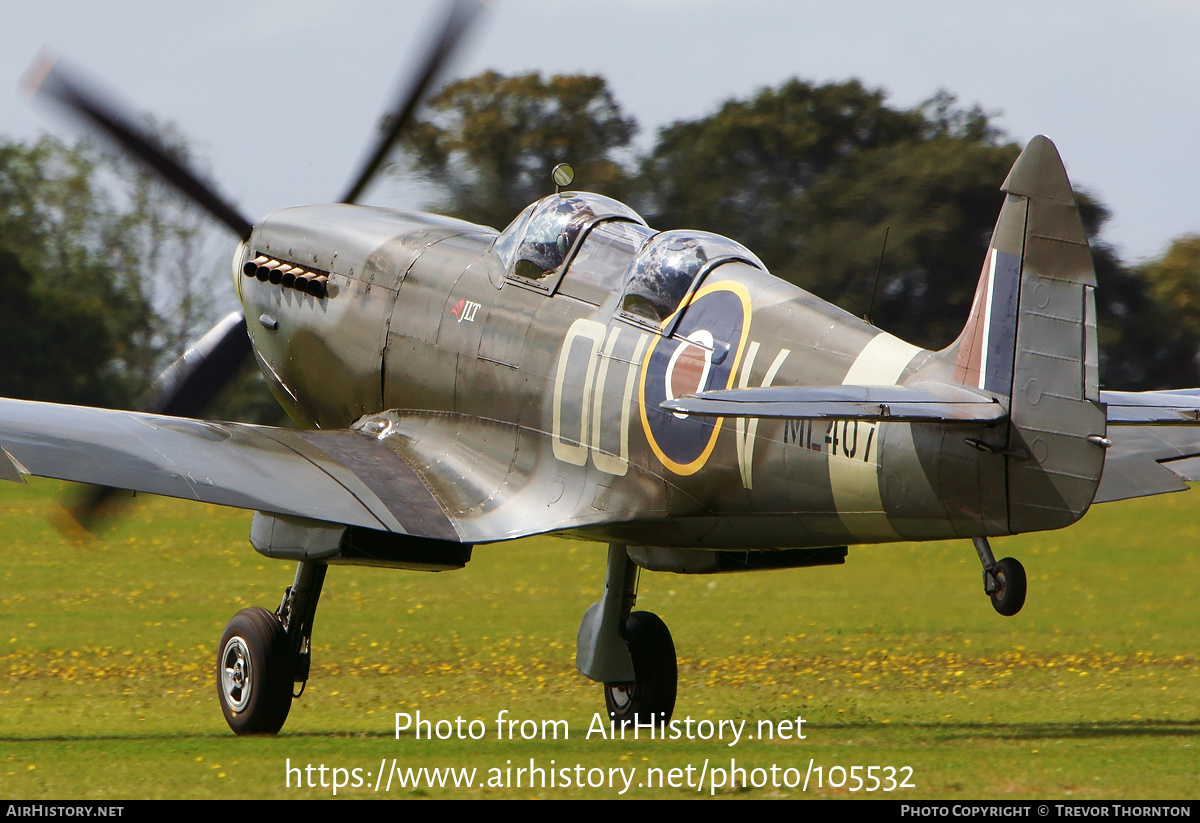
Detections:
0,478,1196,799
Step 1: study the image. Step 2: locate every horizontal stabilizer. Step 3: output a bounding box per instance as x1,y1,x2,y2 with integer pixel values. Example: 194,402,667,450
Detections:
1102,389,1200,424
1074,390,1200,504
1094,424,1200,503
661,382,1006,424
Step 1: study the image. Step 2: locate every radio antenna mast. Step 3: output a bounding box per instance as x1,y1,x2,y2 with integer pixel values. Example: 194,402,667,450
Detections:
864,225,890,326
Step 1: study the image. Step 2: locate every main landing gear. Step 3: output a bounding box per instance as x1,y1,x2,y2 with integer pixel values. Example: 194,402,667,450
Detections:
217,561,327,734
605,611,677,725
971,536,1026,616
576,544,677,725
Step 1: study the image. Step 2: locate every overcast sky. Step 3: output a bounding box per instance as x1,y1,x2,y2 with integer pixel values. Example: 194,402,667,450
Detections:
3,1,1198,265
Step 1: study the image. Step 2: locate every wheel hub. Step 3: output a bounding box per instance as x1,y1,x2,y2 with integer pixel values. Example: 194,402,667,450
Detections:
607,683,633,709
221,636,253,713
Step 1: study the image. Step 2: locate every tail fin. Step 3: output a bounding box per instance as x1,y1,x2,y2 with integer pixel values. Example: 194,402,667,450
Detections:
941,135,1106,533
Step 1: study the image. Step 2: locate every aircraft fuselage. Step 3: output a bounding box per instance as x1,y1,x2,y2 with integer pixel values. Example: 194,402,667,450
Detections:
236,202,1022,552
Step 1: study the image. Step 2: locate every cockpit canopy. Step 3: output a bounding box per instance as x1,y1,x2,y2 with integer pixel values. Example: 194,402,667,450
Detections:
493,193,766,329
620,230,765,324
493,192,645,281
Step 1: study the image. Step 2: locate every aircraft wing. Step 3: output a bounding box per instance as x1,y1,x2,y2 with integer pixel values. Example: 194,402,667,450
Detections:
0,399,670,546
0,398,461,541
661,382,1006,423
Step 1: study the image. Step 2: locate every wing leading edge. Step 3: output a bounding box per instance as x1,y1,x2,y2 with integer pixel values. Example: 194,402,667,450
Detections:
0,398,459,541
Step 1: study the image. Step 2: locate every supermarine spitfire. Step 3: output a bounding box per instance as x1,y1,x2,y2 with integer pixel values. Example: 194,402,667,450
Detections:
7,2,1200,735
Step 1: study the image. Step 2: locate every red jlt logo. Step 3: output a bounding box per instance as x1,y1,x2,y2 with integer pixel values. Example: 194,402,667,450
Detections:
451,298,480,322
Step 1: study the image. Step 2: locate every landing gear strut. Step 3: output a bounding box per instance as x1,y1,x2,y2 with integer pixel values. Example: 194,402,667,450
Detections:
576,544,677,725
217,561,327,734
972,536,1026,616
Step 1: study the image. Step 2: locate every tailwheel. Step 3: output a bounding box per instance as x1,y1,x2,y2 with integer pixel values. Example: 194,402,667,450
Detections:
973,537,1027,617
604,611,677,726
217,607,293,735
988,556,1027,617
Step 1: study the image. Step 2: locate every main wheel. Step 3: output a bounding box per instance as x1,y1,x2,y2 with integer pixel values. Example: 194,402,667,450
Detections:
604,611,677,726
217,607,294,735
989,557,1027,617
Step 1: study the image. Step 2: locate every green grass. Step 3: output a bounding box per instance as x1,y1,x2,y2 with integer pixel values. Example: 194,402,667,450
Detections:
0,479,1196,799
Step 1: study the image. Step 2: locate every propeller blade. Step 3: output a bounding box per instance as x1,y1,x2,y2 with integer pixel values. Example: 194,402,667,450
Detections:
142,311,253,417
339,0,484,204
22,53,255,241
68,311,253,530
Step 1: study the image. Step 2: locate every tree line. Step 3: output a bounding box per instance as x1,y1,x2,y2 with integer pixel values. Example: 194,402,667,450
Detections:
1,71,1197,418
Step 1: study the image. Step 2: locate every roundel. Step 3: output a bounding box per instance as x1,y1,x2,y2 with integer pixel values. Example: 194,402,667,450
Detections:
639,280,752,475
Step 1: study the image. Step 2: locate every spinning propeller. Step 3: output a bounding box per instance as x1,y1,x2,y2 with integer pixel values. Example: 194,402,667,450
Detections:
22,0,484,528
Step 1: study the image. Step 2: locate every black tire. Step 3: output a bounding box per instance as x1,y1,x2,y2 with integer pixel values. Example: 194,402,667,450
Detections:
604,611,677,726
217,607,293,735
990,557,1027,617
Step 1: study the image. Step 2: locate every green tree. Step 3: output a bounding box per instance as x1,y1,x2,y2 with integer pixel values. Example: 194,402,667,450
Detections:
787,128,1020,347
635,79,929,270
401,71,637,229
1111,234,1200,389
634,84,1019,348
0,136,157,406
0,248,118,405
1142,235,1200,337
0,134,236,409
